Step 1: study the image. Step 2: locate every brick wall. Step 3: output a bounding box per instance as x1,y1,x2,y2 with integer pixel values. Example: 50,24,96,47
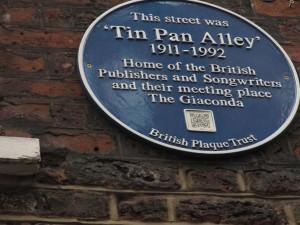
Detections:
0,0,299,224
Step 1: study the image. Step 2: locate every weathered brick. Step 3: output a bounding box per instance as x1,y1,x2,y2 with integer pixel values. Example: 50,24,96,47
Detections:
0,5,40,26
43,8,74,28
176,198,287,224
0,189,109,219
51,103,87,128
0,27,82,48
38,153,180,190
70,157,180,189
118,196,168,222
0,49,45,73
47,51,77,79
40,133,117,155
187,169,240,193
245,169,300,195
252,0,300,17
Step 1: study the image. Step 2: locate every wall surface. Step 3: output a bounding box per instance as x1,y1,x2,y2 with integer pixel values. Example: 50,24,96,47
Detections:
0,0,300,224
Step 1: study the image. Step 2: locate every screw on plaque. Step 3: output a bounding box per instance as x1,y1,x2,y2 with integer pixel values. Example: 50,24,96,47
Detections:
87,64,92,68
289,0,294,7
284,74,290,80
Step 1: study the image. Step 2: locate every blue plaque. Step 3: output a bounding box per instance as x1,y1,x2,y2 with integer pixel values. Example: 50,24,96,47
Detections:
78,0,300,154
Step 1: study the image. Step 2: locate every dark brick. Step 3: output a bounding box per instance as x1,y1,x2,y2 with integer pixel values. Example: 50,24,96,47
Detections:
176,198,287,224
38,153,180,190
187,169,240,193
0,104,51,124
118,196,168,222
42,190,109,219
51,103,87,128
0,103,51,136
245,169,300,195
0,189,109,219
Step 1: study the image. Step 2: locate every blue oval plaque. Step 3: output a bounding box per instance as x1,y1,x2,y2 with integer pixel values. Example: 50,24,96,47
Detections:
78,0,300,154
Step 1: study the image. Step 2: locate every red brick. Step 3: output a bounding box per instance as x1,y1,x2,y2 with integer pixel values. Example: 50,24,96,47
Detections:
283,45,300,63
295,145,300,160
0,27,82,48
0,49,45,73
30,82,84,98
0,78,84,98
0,128,32,138
40,133,117,155
252,0,300,17
0,104,51,123
0,6,39,26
